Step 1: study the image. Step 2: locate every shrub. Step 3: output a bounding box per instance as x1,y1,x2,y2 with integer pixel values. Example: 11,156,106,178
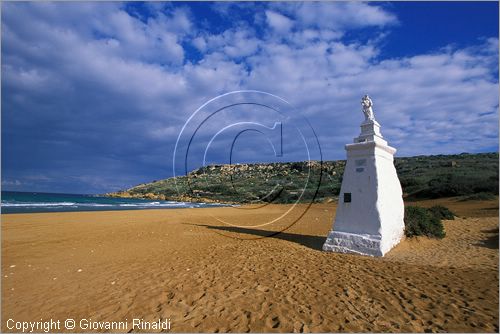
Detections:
459,192,497,201
410,172,499,199
404,206,446,239
428,205,455,220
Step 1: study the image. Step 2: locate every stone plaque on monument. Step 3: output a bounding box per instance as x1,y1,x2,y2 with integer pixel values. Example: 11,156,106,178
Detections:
323,95,405,256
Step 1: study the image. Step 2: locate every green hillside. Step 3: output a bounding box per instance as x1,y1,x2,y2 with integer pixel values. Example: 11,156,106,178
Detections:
107,152,499,204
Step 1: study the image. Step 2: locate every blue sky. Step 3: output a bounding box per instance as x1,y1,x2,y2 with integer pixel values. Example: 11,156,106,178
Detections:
2,1,498,194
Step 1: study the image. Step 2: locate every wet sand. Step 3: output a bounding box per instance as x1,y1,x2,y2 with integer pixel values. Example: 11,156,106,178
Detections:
2,198,498,332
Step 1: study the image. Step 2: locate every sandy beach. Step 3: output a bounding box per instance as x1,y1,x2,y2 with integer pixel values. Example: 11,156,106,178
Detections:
2,198,498,332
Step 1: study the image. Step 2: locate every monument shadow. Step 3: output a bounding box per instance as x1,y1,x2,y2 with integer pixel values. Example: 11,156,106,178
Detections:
475,227,499,249
185,223,325,251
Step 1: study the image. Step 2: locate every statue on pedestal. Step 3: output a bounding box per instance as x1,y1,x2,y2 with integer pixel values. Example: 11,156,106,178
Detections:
322,95,404,257
361,95,375,121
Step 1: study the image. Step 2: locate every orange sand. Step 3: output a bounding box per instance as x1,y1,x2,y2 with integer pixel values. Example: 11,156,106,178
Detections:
2,199,498,332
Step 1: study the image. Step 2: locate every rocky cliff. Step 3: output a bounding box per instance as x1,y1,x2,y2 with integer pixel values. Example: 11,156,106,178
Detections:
106,153,498,204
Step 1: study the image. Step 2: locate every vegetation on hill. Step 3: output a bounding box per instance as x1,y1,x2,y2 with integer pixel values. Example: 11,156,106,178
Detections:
396,153,498,198
106,152,498,204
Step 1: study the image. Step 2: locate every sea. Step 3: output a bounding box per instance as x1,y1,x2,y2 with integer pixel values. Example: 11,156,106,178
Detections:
1,191,229,214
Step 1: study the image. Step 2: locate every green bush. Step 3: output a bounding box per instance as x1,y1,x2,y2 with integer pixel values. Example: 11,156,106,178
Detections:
404,206,446,239
428,205,455,220
459,192,496,201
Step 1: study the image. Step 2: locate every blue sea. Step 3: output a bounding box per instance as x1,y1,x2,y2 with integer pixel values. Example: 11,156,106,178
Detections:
1,191,228,214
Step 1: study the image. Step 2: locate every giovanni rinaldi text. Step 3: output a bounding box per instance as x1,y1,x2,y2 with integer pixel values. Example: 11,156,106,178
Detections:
6,318,172,332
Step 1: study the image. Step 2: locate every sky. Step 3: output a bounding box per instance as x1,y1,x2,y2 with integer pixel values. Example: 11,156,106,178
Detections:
2,1,499,194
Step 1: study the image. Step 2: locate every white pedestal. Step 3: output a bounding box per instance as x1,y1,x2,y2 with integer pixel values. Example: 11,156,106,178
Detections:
323,120,405,256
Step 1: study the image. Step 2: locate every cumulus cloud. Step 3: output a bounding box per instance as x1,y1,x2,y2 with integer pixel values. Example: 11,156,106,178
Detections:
271,2,398,31
1,2,497,193
265,10,294,34
204,29,261,58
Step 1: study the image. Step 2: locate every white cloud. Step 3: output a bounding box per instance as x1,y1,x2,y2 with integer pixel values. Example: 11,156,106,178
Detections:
202,29,261,58
2,179,22,187
298,2,397,30
265,10,294,34
271,2,397,31
192,36,207,52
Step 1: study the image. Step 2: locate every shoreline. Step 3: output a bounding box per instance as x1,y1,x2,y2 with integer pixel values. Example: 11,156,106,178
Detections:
1,204,237,215
2,196,497,217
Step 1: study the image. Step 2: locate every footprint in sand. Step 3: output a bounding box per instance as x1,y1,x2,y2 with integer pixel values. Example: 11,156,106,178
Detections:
266,316,280,329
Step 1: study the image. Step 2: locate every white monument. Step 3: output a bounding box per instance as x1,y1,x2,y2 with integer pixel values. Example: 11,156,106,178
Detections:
323,95,405,256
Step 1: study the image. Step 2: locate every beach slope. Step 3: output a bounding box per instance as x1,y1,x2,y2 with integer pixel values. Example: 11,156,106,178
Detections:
2,200,498,332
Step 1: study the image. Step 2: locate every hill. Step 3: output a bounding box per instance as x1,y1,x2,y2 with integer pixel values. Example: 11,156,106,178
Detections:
106,152,499,204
